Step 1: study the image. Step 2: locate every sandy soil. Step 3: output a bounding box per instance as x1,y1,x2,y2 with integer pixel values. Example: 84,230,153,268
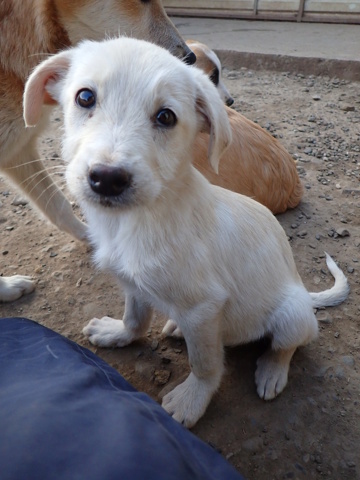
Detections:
1,66,359,480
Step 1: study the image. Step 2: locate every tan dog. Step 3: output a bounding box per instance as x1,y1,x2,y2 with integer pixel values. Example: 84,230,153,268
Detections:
190,41,303,215
24,37,349,428
0,0,194,302
186,40,234,107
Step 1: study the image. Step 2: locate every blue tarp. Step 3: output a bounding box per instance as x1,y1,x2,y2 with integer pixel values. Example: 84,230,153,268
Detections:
0,317,245,480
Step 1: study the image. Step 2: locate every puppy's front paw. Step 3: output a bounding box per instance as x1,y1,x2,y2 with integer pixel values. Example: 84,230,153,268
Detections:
255,349,291,400
162,319,183,338
162,373,214,428
83,316,134,347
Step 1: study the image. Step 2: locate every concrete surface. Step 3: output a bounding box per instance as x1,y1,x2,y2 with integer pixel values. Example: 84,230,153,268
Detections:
171,17,360,79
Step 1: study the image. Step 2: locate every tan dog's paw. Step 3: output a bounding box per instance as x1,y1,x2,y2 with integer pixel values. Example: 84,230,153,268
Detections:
162,373,214,428
0,275,35,302
83,316,134,347
162,319,183,338
255,348,295,400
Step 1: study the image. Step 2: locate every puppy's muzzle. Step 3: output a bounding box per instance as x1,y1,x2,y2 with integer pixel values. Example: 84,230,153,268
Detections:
88,164,132,197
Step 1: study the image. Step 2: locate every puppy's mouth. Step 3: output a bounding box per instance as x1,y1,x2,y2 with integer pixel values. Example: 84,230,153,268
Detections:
87,164,134,208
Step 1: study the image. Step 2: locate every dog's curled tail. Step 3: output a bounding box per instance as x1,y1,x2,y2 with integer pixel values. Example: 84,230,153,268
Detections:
309,252,350,308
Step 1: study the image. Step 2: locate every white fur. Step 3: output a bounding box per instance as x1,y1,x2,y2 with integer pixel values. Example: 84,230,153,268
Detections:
0,0,191,302
23,37,349,427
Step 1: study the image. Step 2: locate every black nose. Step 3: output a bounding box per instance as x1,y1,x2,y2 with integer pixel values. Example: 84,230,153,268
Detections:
88,164,132,196
183,50,196,65
226,97,235,107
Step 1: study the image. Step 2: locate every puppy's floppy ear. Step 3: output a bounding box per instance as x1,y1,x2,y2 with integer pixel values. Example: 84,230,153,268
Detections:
195,71,232,174
23,50,72,127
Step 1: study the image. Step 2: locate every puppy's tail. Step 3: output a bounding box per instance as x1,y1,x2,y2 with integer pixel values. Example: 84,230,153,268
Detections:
309,252,350,308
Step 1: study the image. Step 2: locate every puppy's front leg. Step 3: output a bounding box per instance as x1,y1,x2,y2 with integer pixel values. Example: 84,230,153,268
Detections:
83,292,152,347
162,307,224,428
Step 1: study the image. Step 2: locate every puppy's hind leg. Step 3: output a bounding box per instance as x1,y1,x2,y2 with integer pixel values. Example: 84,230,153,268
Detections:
255,286,318,400
83,292,153,348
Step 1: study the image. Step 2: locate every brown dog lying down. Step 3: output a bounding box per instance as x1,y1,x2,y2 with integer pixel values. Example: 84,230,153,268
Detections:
190,41,303,215
0,0,194,302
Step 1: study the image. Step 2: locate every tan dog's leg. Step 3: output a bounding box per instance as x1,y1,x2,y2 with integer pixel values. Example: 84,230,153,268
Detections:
83,293,153,347
2,143,87,242
162,308,225,428
0,276,35,302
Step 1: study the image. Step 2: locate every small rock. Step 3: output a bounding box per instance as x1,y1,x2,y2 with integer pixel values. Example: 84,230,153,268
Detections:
347,266,354,273
150,339,159,351
11,196,28,206
312,95,321,101
336,228,350,237
154,370,171,386
341,105,355,112
316,312,332,324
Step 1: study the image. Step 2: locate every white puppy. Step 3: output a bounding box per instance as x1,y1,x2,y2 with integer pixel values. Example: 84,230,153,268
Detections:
24,38,349,428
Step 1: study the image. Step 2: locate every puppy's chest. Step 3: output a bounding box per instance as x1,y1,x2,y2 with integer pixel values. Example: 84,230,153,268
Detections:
92,224,208,309
94,229,175,286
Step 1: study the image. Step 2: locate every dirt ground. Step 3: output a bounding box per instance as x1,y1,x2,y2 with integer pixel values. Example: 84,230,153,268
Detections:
1,65,359,480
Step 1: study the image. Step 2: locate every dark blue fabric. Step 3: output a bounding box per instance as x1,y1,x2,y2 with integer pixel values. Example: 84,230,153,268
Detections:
0,318,244,480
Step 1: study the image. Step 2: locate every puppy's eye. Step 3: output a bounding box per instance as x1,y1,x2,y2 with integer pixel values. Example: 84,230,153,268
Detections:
75,88,96,109
155,108,177,128
209,68,219,86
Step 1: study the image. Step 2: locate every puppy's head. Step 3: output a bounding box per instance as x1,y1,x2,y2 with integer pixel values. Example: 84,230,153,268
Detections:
24,38,231,211
186,40,234,107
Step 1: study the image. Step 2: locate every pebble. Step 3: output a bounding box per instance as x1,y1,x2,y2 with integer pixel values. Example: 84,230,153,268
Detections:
341,105,355,112
316,312,332,324
150,340,159,351
336,228,350,237
11,196,28,206
154,370,171,386
312,95,321,101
